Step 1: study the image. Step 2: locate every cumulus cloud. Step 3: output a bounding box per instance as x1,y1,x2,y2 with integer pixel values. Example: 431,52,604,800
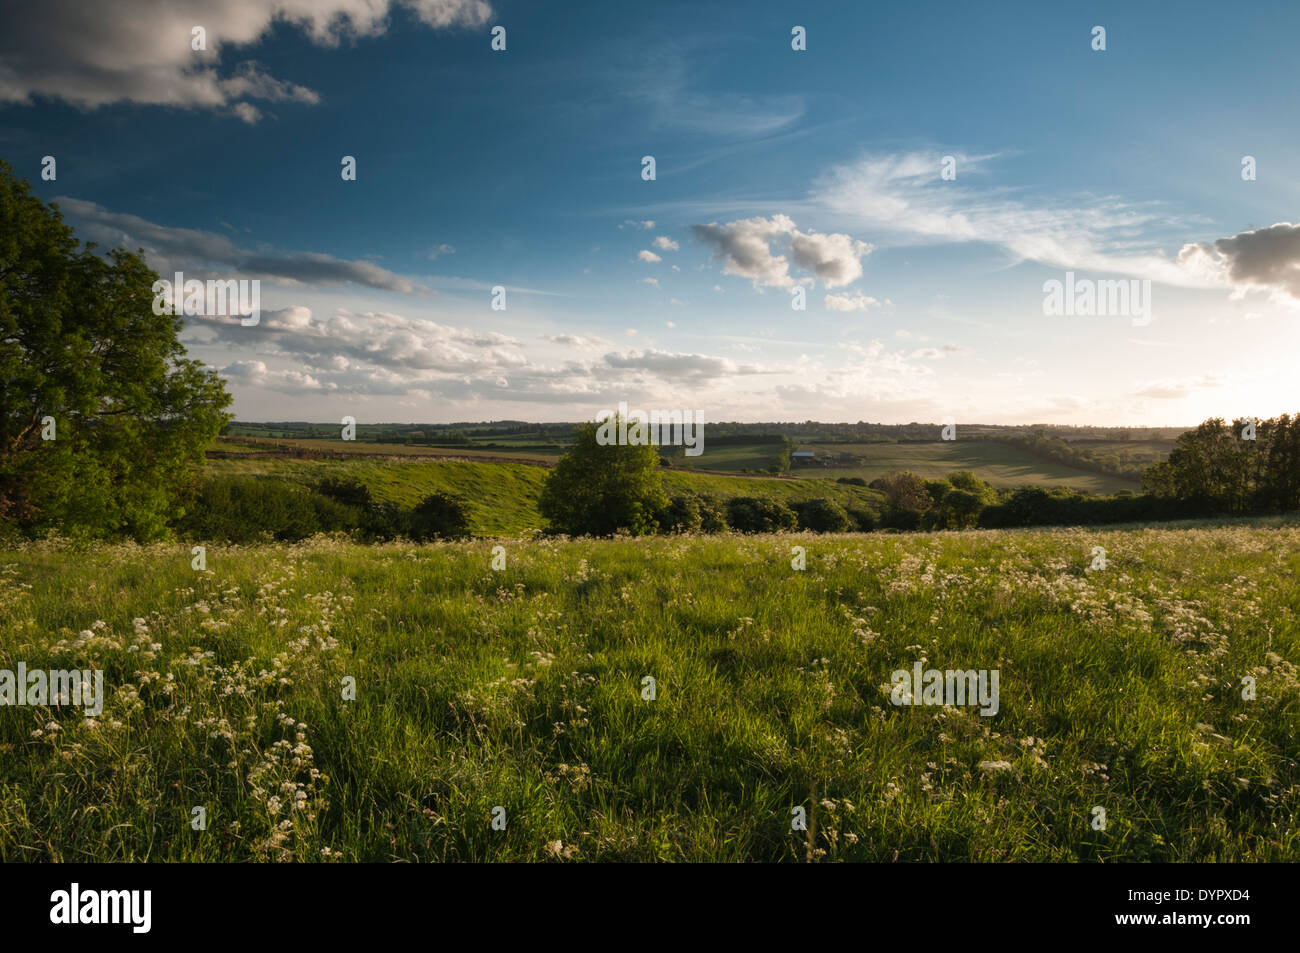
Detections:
690,214,871,290
637,249,662,263
221,360,337,393
1177,222,1300,303
652,236,679,251
0,0,490,117
790,230,873,286
603,349,766,380
56,198,426,293
824,290,882,312
620,220,655,230
200,306,524,376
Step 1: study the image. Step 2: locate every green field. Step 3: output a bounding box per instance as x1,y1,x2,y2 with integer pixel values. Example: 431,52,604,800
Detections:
667,441,786,473
796,441,1141,494
205,455,883,536
2,518,1297,861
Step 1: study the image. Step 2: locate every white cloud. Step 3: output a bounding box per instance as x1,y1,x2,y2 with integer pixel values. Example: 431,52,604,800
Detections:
426,243,456,260
652,236,679,251
812,151,1222,288
691,214,872,290
637,249,662,263
824,290,881,312
604,349,766,380
0,0,491,116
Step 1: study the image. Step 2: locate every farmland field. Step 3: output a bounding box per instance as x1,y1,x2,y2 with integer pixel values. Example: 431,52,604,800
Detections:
797,441,1142,494
215,435,565,463
2,518,1296,861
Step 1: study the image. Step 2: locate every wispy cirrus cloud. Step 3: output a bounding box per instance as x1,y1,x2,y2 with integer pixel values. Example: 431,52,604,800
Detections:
811,151,1226,289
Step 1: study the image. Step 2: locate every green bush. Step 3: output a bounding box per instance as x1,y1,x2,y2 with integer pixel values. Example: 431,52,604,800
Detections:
725,496,797,533
180,476,351,542
846,506,877,532
792,497,851,533
696,494,728,533
409,492,472,541
659,494,703,533
316,476,373,509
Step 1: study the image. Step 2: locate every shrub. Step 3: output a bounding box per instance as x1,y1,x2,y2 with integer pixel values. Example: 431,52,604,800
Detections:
409,492,472,541
316,476,373,509
659,494,703,533
180,476,338,542
725,496,797,533
846,506,877,532
361,500,410,541
696,494,728,533
792,497,851,533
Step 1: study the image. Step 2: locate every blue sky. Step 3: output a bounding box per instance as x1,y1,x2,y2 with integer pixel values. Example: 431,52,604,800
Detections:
3,0,1300,424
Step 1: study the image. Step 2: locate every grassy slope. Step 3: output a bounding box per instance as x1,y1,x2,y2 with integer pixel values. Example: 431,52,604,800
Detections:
2,518,1296,861
205,456,884,536
797,440,1141,494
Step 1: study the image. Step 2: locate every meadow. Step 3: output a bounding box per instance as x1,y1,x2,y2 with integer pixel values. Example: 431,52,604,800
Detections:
1,518,1296,861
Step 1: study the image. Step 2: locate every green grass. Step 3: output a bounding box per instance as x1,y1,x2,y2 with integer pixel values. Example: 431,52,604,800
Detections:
797,440,1141,494
205,456,883,536
2,518,1297,861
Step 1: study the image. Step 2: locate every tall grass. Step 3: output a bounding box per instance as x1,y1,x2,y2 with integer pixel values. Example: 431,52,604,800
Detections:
1,518,1297,861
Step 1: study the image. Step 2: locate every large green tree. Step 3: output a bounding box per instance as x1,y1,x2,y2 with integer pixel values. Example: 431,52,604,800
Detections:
0,160,232,539
538,417,667,536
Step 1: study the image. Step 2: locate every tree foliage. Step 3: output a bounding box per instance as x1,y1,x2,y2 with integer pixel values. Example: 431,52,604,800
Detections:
538,418,667,536
0,160,232,539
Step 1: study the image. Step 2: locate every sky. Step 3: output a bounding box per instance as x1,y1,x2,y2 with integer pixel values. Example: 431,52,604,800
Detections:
3,0,1300,426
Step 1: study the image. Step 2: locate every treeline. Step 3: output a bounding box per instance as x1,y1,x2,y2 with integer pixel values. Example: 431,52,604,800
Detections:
228,418,1186,449
1143,415,1300,514
178,476,472,543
